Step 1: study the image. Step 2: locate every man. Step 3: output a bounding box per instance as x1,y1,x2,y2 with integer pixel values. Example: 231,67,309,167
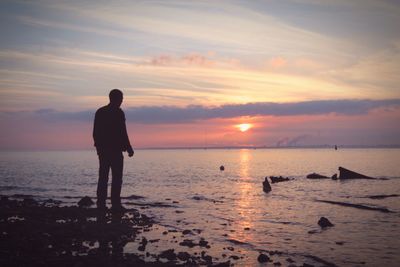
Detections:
93,89,134,211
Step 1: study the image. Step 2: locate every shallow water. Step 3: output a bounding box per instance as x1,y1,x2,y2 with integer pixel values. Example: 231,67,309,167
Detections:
1,148,400,266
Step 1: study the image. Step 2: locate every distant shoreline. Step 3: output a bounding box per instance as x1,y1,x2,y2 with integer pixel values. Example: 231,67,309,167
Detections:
1,145,400,152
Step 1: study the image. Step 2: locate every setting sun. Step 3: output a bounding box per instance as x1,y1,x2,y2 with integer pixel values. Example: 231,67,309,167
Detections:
237,123,252,132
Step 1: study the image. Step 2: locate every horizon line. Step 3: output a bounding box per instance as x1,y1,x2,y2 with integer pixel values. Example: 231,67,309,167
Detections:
1,144,400,152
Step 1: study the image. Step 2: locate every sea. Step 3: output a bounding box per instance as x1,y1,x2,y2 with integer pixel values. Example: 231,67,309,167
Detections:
1,148,399,266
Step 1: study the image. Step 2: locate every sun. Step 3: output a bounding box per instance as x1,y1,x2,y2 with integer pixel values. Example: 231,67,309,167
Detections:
237,123,252,132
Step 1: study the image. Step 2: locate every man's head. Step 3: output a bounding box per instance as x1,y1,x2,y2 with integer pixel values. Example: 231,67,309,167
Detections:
109,89,123,107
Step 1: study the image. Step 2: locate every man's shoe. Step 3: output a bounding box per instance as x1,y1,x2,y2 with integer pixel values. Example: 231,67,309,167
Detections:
111,204,127,212
97,203,107,211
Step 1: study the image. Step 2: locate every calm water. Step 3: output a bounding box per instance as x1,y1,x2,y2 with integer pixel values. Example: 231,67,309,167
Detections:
1,149,400,266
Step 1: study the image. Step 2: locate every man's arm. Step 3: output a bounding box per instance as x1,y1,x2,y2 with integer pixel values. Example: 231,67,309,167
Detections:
121,111,134,157
93,110,101,155
93,110,99,147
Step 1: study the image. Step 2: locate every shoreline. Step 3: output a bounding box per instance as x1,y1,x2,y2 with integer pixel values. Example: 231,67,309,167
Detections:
0,195,336,267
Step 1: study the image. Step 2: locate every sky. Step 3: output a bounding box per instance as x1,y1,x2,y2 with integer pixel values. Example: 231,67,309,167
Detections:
1,0,400,150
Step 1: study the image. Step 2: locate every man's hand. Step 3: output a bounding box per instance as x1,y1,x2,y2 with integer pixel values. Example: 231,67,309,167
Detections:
127,147,134,157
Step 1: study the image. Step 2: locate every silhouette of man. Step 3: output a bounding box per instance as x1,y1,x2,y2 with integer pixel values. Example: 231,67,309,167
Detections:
93,89,134,211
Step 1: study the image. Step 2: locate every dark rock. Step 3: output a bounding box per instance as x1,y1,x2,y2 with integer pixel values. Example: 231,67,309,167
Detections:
213,261,231,267
331,174,338,180
182,229,192,235
302,263,314,267
274,262,282,266
306,173,329,179
199,239,208,247
220,165,225,171
318,217,334,228
287,258,295,263
335,241,344,245
77,196,94,208
179,239,196,248
270,176,291,183
177,251,190,261
338,166,374,179
258,253,270,263
159,249,176,261
229,255,240,260
202,254,212,263
263,177,272,193
244,227,250,230
138,237,148,251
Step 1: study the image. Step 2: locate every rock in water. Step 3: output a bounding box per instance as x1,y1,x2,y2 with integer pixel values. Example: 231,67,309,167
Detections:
331,174,338,180
306,173,329,179
78,196,94,207
270,176,291,183
220,165,225,171
338,166,374,179
318,217,334,228
263,177,272,193
257,253,270,263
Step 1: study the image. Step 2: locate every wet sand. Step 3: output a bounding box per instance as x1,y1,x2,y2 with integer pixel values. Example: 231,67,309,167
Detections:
0,196,335,267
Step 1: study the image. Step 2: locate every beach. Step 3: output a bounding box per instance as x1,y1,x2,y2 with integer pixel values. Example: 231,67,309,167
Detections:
0,195,339,267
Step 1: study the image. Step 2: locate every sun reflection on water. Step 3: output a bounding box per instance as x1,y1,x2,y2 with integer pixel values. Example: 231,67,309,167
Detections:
231,149,256,242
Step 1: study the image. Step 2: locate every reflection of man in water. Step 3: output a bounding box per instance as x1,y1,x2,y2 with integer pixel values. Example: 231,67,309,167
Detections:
93,89,134,211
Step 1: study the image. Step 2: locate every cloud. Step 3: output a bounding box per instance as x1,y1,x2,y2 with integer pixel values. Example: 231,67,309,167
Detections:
149,53,215,67
3,99,399,124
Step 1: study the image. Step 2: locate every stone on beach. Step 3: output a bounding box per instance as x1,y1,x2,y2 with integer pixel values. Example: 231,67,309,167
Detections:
318,217,334,228
77,196,94,207
159,249,177,261
258,253,270,263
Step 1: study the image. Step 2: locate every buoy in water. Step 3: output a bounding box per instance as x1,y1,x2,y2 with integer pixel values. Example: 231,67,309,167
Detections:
220,165,225,171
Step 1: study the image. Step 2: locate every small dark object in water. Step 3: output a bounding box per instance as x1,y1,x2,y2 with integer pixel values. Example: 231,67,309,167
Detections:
78,196,94,207
306,173,329,179
318,217,334,228
331,174,338,180
258,253,270,263
270,176,291,183
263,177,272,193
338,166,374,179
220,165,225,171
335,145,338,150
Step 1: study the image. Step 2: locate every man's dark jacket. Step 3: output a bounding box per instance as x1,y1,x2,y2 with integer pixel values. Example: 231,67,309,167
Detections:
93,104,132,154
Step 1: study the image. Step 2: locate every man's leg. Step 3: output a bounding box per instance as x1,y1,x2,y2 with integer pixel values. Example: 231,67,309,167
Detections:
110,152,124,208
97,154,110,208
